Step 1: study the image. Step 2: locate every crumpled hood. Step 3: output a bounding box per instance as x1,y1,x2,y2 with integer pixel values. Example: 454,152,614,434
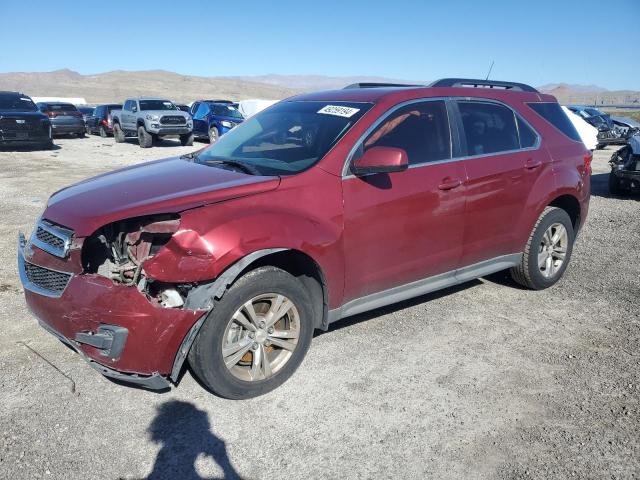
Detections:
44,156,280,237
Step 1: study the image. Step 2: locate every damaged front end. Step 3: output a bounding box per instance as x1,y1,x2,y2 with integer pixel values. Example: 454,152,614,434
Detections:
609,136,640,193
82,214,190,308
19,214,212,390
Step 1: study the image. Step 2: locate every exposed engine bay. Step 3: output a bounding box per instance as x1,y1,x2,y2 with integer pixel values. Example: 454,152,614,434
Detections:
81,215,190,308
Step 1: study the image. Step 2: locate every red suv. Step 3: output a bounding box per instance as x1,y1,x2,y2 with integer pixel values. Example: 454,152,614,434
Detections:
18,79,591,399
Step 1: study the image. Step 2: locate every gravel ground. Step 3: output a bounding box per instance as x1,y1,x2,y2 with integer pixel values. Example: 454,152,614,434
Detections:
0,136,638,480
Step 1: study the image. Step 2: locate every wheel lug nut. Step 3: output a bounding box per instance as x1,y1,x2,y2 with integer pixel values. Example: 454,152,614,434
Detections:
267,327,274,334
265,340,271,347
248,332,255,339
251,342,259,351
259,321,266,329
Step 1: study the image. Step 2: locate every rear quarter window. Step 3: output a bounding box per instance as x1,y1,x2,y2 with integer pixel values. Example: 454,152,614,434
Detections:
527,102,581,143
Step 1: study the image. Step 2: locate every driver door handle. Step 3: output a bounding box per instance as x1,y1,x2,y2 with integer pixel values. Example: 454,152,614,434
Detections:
438,177,462,190
524,158,542,170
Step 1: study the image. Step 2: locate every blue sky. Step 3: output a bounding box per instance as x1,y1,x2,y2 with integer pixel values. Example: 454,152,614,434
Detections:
1,0,638,90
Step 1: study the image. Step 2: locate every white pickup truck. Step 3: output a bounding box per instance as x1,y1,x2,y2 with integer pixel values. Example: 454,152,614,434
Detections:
111,97,193,148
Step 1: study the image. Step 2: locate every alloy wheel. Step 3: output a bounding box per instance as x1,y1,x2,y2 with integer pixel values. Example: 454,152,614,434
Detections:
538,222,568,278
222,293,300,382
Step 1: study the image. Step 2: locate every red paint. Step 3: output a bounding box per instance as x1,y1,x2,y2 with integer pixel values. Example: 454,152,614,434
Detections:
22,85,590,381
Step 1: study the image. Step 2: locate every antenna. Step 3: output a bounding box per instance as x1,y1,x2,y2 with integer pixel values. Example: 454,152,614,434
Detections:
485,60,495,81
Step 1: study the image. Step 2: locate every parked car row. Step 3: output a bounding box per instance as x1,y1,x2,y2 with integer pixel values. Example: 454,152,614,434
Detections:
566,105,637,148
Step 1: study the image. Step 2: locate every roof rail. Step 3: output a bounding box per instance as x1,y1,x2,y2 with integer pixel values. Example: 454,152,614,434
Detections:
343,82,425,89
429,78,538,93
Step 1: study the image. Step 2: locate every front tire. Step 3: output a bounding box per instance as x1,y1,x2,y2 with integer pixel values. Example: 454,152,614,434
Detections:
608,170,622,195
180,133,194,146
208,126,219,144
510,207,575,290
113,123,125,143
188,266,314,399
138,126,153,148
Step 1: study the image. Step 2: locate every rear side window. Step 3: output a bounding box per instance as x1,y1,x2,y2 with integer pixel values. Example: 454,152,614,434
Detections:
517,117,538,148
457,101,519,155
527,102,581,142
363,100,451,165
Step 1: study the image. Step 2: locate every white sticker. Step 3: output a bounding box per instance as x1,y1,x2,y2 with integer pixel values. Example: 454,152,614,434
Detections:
163,101,173,107
317,105,360,118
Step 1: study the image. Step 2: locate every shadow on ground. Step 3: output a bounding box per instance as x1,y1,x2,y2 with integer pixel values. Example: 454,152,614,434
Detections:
145,400,241,480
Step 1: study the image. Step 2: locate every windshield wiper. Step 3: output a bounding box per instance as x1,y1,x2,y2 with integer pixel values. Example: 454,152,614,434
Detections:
180,151,199,160
202,159,262,176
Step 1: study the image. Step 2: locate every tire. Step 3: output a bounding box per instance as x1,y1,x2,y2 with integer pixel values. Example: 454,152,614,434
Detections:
40,140,54,150
180,133,194,146
608,170,622,195
596,143,604,150
76,130,85,138
113,123,125,143
138,125,153,148
208,126,219,144
510,206,575,290
99,126,107,138
188,266,314,399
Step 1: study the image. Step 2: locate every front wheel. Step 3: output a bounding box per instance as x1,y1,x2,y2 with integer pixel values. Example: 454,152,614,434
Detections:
180,133,194,146
113,123,125,143
138,126,153,148
510,206,575,290
608,170,622,195
188,266,314,399
208,126,219,144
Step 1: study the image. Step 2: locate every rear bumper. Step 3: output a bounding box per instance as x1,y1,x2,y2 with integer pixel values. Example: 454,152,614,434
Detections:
18,234,206,390
0,134,50,147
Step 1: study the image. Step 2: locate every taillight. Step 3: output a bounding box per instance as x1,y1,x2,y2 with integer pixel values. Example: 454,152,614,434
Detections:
583,151,592,175
70,111,83,117
46,111,57,117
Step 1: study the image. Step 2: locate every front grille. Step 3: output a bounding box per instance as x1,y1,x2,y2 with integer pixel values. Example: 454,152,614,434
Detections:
0,117,44,132
31,220,73,258
160,115,186,125
36,227,66,250
23,261,72,295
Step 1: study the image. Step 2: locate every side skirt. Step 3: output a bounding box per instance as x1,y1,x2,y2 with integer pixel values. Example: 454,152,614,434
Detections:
327,253,522,323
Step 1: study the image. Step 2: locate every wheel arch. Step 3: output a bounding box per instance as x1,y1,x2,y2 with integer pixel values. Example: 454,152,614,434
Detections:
547,194,581,232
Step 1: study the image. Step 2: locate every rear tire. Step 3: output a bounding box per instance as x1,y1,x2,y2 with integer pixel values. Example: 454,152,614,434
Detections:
99,126,108,138
138,126,153,148
113,123,125,143
180,133,194,146
510,207,575,290
76,131,85,138
188,266,314,399
608,170,622,195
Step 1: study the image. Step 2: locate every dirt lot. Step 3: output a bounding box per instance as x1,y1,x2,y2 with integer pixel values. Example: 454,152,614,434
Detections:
0,135,638,480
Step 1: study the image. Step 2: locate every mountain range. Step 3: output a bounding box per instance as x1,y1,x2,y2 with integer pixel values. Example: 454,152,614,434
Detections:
0,69,638,106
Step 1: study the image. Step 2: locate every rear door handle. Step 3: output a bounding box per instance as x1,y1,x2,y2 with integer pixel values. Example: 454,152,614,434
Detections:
524,158,542,170
438,177,462,190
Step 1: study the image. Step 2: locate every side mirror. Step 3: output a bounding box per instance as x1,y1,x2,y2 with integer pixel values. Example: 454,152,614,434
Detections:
351,146,409,175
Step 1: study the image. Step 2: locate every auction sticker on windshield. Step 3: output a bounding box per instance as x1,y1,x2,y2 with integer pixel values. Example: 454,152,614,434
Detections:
317,105,360,118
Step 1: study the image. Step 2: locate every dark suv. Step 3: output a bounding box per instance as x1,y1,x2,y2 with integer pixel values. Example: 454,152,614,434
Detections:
86,104,122,137
0,91,52,149
19,79,591,399
37,102,86,138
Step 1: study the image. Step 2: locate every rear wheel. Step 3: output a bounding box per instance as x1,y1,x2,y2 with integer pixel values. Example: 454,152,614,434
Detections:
113,123,125,143
208,126,219,144
99,126,108,138
188,266,314,399
510,206,575,290
138,126,153,148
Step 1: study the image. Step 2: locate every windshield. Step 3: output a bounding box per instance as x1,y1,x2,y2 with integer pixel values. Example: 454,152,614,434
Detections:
0,94,38,112
195,101,371,175
139,100,176,111
211,103,244,119
44,103,78,111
